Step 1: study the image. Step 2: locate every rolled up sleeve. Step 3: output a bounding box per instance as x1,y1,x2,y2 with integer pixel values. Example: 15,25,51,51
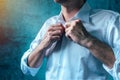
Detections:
103,13,120,80
20,21,47,76
21,49,41,76
20,33,43,76
103,47,120,80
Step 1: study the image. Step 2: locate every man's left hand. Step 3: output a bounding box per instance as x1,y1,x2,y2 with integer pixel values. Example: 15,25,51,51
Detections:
65,19,90,47
65,19,115,68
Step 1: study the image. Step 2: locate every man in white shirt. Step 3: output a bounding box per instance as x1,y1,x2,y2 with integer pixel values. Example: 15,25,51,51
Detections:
21,0,120,80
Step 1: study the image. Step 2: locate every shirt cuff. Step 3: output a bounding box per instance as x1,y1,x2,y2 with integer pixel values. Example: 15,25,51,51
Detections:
103,47,120,80
21,51,42,76
103,60,120,80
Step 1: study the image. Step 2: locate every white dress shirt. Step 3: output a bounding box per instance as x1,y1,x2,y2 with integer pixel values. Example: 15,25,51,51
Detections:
21,2,120,80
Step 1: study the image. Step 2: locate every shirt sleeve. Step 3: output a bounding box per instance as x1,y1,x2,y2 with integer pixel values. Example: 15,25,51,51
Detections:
20,20,49,76
103,13,120,80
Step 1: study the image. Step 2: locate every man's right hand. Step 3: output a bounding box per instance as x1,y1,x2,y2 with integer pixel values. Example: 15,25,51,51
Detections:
28,23,64,68
39,23,65,52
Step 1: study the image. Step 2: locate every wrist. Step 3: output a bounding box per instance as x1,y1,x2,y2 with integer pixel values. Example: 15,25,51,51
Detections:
86,37,95,49
85,36,98,49
79,35,96,49
38,42,47,54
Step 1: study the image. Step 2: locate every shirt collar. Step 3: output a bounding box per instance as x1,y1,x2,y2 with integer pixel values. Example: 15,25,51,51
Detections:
58,2,91,23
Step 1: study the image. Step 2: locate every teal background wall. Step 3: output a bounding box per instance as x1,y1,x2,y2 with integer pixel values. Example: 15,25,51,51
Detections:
0,0,120,80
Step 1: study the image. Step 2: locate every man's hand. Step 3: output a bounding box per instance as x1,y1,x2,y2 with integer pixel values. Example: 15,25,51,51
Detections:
65,19,115,68
28,23,65,68
40,23,65,53
65,19,90,47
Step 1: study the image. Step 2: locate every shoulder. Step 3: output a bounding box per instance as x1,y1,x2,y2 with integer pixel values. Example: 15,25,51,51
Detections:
40,15,59,30
90,9,120,21
44,15,60,25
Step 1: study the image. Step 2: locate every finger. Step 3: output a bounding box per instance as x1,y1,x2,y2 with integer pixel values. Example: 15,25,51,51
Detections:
65,19,80,28
65,21,71,28
53,23,64,29
56,23,65,33
75,19,80,23
65,23,74,34
47,29,63,39
48,24,64,32
75,19,84,28
65,26,71,33
65,30,72,39
51,30,63,36
51,35,61,41
56,23,65,32
48,26,62,31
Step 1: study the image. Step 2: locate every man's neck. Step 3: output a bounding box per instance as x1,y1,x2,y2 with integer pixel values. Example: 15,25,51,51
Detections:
61,2,84,22
61,6,79,22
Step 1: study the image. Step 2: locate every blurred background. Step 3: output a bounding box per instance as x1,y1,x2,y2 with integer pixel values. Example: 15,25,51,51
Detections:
0,0,120,80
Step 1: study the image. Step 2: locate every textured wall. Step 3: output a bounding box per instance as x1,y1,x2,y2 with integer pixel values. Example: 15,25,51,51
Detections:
0,0,120,80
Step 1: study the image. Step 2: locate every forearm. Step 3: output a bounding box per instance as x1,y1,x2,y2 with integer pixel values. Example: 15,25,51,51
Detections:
27,24,64,68
28,43,45,68
64,19,116,69
81,36,116,68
